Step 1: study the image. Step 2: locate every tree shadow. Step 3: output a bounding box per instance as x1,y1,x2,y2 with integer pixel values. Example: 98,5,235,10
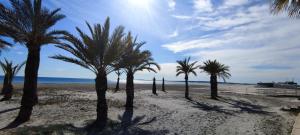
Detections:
268,95,300,98
0,107,20,115
218,97,270,114
187,99,233,115
117,108,165,135
1,109,168,135
4,123,86,135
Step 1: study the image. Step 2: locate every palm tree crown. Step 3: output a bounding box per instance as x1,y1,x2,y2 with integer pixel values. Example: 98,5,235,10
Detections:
0,0,66,47
176,57,199,78
271,0,300,18
0,59,25,79
120,32,160,74
200,60,231,81
51,18,125,75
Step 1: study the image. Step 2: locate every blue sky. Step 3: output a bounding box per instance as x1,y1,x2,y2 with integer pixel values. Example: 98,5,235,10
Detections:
1,0,300,83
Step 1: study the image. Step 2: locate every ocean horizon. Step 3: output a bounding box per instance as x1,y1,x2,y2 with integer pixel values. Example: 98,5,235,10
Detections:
0,76,251,85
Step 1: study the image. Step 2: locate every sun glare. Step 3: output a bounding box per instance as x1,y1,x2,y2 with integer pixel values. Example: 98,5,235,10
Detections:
127,0,153,10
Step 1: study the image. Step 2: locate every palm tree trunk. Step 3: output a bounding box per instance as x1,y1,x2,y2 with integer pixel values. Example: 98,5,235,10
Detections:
115,76,120,91
210,74,218,99
4,81,13,100
152,77,157,95
1,74,9,95
162,78,165,92
185,74,189,99
125,70,134,109
15,46,40,123
95,69,108,127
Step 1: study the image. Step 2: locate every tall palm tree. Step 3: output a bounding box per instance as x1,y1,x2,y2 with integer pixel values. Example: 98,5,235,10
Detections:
52,18,125,128
120,32,160,109
0,59,25,100
200,60,231,99
176,57,199,99
271,0,300,18
0,0,66,123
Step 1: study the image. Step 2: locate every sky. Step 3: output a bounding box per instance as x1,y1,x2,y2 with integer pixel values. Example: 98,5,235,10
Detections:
0,0,300,83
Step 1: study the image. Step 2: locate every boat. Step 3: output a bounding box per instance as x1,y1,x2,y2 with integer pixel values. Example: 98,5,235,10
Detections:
257,82,274,87
257,81,298,89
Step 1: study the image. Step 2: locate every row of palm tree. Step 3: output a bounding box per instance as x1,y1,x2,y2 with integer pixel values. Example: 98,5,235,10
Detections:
176,58,231,99
0,0,294,129
51,18,161,126
0,0,160,128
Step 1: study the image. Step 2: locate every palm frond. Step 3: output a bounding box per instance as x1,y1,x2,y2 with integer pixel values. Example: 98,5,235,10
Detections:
0,0,66,47
176,57,199,77
51,55,97,74
52,17,124,76
200,59,231,82
271,0,300,18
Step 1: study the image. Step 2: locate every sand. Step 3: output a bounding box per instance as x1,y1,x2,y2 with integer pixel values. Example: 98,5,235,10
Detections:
0,83,298,135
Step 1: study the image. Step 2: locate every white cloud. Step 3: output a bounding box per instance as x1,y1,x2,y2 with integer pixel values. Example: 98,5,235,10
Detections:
193,0,213,12
221,0,249,9
135,63,202,81
168,0,176,11
171,15,192,20
162,3,300,83
167,29,179,38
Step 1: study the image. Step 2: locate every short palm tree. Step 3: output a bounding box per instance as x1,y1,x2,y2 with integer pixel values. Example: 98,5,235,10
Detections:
0,59,25,100
52,18,125,128
114,66,124,92
120,32,160,109
0,0,66,123
200,60,231,99
176,57,199,99
271,0,300,18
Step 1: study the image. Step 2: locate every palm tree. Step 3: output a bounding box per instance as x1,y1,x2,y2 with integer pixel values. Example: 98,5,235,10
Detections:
200,60,231,99
176,57,199,99
162,77,166,92
52,18,125,128
152,77,157,95
0,59,25,100
271,0,300,18
0,0,66,123
120,32,160,109
114,67,124,92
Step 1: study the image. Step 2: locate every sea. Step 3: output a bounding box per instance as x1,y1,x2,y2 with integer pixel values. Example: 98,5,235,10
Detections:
0,76,95,84
0,76,248,85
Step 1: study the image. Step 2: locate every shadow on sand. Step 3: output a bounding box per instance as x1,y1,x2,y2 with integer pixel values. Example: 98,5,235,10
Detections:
0,107,20,115
218,97,270,114
1,108,168,135
268,95,300,99
187,99,234,115
188,96,270,115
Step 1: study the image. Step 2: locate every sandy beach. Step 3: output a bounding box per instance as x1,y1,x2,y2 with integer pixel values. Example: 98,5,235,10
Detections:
0,83,298,135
